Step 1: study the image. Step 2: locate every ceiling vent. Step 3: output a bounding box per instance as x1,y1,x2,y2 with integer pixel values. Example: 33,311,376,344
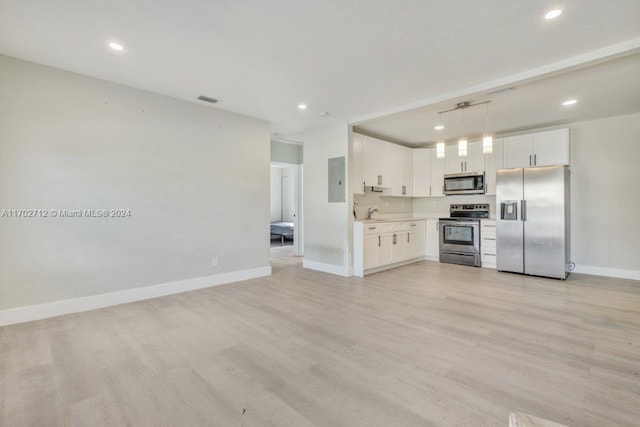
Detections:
486,86,516,96
197,95,218,104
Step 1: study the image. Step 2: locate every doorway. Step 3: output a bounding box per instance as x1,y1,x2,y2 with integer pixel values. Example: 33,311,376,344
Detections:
270,162,303,260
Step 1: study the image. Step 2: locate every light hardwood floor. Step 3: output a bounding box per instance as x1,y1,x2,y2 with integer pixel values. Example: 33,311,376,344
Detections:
1,258,640,426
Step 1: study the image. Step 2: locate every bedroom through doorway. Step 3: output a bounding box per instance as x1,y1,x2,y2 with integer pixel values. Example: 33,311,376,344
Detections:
270,162,302,261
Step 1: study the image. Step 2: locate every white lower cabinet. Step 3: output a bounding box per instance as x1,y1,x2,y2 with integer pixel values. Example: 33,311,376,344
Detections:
354,219,426,277
480,219,497,268
425,219,440,261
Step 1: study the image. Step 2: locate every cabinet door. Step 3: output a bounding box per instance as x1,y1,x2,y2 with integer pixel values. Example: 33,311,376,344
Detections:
425,220,440,259
378,139,396,188
465,141,484,172
533,128,570,166
400,146,413,196
412,149,431,197
390,144,412,196
363,234,380,269
406,230,419,259
362,136,381,186
484,138,504,196
391,232,406,262
351,133,364,195
504,134,534,168
430,150,445,196
379,234,393,265
445,144,464,174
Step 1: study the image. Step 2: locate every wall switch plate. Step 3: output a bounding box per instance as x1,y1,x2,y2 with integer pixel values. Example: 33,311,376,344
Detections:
212,256,219,267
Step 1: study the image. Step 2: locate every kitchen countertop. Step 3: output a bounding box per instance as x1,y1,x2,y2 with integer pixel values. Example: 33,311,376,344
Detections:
354,217,430,223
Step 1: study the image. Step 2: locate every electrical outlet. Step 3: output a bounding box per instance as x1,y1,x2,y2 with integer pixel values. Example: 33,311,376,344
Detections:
212,256,219,267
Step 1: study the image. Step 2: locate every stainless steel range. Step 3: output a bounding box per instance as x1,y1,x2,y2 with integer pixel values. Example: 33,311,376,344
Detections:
439,204,490,267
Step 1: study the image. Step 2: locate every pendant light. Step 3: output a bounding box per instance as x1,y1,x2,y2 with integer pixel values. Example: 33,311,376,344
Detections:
458,109,467,157
483,102,493,154
436,141,445,159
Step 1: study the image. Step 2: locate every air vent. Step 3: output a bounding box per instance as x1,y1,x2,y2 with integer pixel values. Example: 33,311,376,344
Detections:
197,95,218,104
486,86,516,96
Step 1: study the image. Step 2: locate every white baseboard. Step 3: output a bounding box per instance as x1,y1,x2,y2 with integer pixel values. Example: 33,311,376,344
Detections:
0,266,272,327
303,259,350,277
573,265,640,281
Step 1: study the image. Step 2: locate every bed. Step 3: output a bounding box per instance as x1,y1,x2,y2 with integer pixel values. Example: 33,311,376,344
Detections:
270,221,294,245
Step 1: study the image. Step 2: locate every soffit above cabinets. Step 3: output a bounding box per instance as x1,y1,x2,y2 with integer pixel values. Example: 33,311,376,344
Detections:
354,53,640,147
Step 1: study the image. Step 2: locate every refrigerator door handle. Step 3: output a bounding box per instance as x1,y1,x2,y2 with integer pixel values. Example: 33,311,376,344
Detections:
500,202,505,220
521,200,527,221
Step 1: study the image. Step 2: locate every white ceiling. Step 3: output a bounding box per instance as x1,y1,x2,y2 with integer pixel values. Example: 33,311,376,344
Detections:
1,0,640,141
355,53,640,146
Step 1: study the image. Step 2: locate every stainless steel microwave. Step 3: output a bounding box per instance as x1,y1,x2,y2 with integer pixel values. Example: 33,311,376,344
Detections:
443,172,485,195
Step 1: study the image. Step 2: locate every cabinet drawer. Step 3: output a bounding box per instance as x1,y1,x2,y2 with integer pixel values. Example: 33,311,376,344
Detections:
392,222,408,231
481,238,496,252
364,224,382,234
407,221,425,230
481,227,496,239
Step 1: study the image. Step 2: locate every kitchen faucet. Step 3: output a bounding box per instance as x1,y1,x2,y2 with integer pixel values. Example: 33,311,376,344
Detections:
366,207,379,219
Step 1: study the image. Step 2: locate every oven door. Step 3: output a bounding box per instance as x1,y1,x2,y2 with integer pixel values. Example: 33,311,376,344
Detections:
439,221,480,254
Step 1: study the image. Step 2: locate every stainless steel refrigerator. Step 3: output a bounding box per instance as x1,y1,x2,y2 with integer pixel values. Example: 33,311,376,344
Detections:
496,165,570,279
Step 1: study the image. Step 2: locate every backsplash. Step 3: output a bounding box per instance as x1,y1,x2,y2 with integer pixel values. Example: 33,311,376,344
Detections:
353,193,413,219
413,195,496,218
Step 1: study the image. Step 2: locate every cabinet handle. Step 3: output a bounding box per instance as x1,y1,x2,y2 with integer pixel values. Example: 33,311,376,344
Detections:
436,221,439,231
378,235,381,247
410,224,417,227
407,233,410,243
534,154,537,166
529,155,532,166
393,234,397,245
402,185,406,195
368,227,377,230
460,161,463,172
429,186,432,196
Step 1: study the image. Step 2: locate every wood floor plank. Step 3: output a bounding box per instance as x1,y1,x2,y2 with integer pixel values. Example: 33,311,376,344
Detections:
1,257,640,426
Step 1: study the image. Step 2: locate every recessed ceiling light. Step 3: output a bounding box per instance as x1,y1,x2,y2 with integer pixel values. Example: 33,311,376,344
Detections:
108,42,124,51
562,99,577,106
434,125,444,131
298,103,307,110
545,9,562,20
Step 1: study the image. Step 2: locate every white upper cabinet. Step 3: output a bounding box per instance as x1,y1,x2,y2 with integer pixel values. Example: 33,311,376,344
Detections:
430,149,445,197
445,144,462,174
504,134,534,168
412,148,432,197
362,136,383,187
484,137,504,196
533,128,570,166
504,128,570,168
390,144,413,196
445,141,484,173
351,133,364,195
465,141,484,173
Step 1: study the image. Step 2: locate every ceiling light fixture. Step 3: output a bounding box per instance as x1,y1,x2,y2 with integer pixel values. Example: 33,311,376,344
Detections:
483,102,493,154
298,103,307,110
434,112,445,131
545,9,562,20
108,42,124,51
562,99,577,106
436,142,445,159
458,109,467,157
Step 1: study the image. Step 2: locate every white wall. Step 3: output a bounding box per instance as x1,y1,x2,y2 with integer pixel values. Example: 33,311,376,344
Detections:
303,121,350,275
270,167,282,221
271,140,302,164
570,112,640,275
0,54,271,311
